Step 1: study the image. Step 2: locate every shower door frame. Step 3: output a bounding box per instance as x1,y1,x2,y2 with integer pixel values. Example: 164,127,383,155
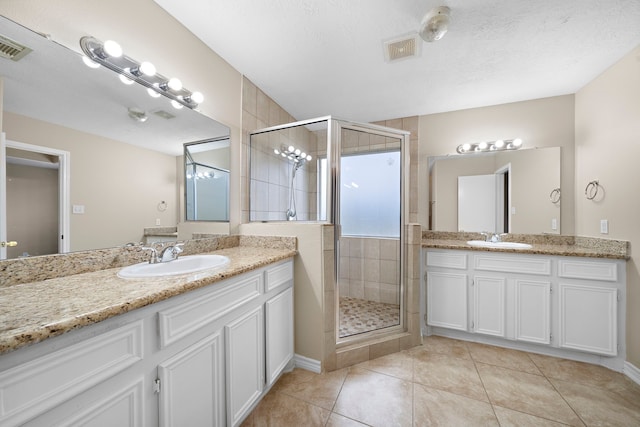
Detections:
332,119,410,345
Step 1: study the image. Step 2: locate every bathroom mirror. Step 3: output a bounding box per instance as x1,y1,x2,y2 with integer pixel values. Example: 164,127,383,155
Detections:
0,16,230,254
429,147,561,234
184,138,230,221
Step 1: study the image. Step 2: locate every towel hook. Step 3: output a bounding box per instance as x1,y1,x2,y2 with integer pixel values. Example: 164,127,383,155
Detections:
585,180,599,200
549,188,561,204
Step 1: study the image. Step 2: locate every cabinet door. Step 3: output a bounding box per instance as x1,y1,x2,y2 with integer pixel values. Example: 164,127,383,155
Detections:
558,283,617,356
158,333,225,427
225,306,264,427
515,279,550,344
427,272,468,330
473,276,505,337
265,287,294,386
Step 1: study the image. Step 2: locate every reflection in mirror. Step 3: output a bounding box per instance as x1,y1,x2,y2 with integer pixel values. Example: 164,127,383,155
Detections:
185,138,230,221
429,147,561,234
0,16,230,255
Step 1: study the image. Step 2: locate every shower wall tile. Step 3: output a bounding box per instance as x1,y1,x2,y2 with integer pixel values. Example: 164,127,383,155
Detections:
256,89,269,123
380,259,398,285
363,239,380,259
349,280,365,299
364,282,380,302
380,239,398,260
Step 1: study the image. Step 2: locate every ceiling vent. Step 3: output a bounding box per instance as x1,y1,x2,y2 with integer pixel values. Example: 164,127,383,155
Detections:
383,33,421,62
0,34,32,61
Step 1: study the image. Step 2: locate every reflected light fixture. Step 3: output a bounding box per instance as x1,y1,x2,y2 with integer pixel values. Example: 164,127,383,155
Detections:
80,36,204,109
456,138,524,154
274,145,312,163
419,6,451,42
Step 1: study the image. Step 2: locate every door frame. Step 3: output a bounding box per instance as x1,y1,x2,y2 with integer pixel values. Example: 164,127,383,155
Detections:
333,119,409,344
0,135,70,258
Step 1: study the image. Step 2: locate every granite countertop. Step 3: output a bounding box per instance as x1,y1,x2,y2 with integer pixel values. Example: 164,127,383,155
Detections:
0,244,296,355
422,231,629,260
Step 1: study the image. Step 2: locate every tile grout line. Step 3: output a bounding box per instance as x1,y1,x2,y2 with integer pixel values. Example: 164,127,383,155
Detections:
465,341,502,425
527,354,588,427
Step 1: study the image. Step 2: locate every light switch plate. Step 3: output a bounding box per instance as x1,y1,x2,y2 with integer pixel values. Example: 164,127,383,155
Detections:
600,219,609,234
551,218,557,230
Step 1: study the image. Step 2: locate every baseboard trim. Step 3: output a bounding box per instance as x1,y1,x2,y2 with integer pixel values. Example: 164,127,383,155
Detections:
624,361,640,386
293,354,321,373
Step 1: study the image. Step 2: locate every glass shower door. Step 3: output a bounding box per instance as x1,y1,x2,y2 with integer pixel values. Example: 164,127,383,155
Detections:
335,124,405,338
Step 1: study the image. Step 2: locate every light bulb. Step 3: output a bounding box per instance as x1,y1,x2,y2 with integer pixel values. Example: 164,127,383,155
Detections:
478,142,488,150
288,145,294,152
306,155,312,161
494,139,505,148
301,152,306,158
147,87,161,98
119,74,134,85
103,40,122,58
281,153,286,158
139,61,156,76
462,143,471,151
82,56,100,68
295,148,301,155
171,100,184,109
513,138,523,147
274,148,280,155
189,91,204,104
167,78,182,91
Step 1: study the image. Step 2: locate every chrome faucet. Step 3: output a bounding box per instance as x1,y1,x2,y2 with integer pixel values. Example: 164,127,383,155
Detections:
158,243,184,263
141,243,184,264
480,232,507,243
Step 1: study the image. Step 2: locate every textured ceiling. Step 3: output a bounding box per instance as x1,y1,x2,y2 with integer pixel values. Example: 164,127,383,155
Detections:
153,0,640,123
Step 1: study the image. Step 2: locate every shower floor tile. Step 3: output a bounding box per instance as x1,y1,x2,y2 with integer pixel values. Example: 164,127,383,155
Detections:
339,296,400,337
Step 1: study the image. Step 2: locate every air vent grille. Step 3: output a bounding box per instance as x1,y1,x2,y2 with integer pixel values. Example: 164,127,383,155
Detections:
383,34,421,62
0,34,32,61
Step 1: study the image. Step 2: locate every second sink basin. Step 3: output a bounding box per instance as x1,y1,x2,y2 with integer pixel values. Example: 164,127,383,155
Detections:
118,254,230,278
466,240,533,249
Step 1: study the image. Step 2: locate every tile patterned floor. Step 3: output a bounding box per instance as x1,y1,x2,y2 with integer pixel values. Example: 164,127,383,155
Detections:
242,336,640,426
339,297,400,337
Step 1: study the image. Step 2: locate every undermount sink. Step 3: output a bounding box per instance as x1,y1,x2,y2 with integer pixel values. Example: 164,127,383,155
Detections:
118,254,230,278
466,240,533,250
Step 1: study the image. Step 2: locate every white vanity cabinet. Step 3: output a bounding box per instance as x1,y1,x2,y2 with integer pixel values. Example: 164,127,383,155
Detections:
424,249,625,363
0,258,294,427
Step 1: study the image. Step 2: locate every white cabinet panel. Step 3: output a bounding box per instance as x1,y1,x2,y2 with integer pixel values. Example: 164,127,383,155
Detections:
0,321,143,427
559,283,617,356
515,280,550,344
265,287,294,386
158,333,225,427
226,306,264,427
158,272,262,348
558,260,617,282
55,380,144,427
265,261,294,292
474,255,551,276
427,271,468,331
426,251,467,270
473,276,506,337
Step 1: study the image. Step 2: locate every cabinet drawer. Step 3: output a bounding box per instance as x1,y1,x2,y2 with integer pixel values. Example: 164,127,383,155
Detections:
426,251,467,270
0,321,143,427
474,255,551,276
158,272,262,348
558,259,618,282
265,261,293,292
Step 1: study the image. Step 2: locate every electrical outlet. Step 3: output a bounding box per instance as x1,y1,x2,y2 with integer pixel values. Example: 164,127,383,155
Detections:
155,218,161,226
551,218,557,230
600,219,609,234
72,205,85,214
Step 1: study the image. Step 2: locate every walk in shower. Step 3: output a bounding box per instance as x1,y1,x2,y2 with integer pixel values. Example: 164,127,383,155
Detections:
249,117,408,340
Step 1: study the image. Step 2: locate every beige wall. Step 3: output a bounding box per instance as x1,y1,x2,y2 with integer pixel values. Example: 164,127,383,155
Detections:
4,112,177,251
575,45,640,370
6,163,58,257
419,95,576,235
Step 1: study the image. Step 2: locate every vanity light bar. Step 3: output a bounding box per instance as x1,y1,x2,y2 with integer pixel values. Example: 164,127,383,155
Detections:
274,145,312,162
79,36,203,110
456,138,523,154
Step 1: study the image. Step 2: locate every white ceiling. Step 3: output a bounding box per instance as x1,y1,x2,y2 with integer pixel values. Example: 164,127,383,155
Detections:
153,0,640,123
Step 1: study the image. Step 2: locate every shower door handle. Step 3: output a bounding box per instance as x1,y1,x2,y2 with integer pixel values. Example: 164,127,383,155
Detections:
1,241,17,247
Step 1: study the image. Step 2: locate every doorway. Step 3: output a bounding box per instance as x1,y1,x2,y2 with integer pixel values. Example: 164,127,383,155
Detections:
0,136,70,259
